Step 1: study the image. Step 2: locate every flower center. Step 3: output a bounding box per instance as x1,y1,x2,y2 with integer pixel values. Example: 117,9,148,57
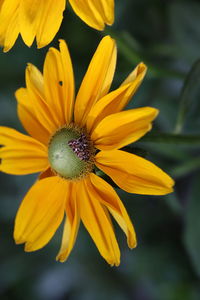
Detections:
48,126,94,180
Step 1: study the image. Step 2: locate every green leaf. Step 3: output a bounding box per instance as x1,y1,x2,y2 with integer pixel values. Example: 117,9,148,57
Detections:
183,174,200,277
104,29,184,80
164,193,183,215
175,59,200,133
169,2,200,63
140,133,200,145
170,157,200,179
138,142,190,162
122,146,148,158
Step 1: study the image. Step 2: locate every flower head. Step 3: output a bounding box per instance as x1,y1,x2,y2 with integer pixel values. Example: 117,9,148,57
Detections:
0,36,174,265
0,0,114,52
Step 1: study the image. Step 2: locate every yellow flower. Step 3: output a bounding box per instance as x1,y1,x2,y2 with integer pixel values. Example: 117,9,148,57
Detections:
0,36,174,266
0,0,114,52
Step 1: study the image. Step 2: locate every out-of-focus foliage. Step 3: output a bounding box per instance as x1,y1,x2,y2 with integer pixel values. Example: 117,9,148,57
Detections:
0,0,200,299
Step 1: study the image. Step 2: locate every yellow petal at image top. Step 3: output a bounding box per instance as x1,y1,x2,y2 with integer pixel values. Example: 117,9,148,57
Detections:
0,0,115,51
0,36,174,266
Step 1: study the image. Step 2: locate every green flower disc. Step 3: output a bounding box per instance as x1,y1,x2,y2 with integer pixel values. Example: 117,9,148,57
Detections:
48,128,91,179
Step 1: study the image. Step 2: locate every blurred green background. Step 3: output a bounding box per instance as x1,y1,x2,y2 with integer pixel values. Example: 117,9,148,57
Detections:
1,0,200,299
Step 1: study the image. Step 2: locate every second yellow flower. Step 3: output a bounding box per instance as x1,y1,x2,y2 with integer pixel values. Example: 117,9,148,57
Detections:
0,0,114,51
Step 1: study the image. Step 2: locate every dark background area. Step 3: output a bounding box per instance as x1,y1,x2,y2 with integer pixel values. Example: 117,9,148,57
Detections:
0,0,200,299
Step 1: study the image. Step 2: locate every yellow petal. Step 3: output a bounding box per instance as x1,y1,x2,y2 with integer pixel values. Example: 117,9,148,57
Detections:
121,62,147,87
86,63,147,133
0,1,4,11
19,0,66,48
90,173,136,249
56,182,80,262
95,150,175,195
69,0,114,30
14,176,67,251
15,88,50,145
74,36,117,127
19,0,37,47
0,127,48,175
25,63,59,133
26,62,44,96
91,107,158,150
0,0,20,52
43,40,75,126
78,177,120,266
36,0,66,49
